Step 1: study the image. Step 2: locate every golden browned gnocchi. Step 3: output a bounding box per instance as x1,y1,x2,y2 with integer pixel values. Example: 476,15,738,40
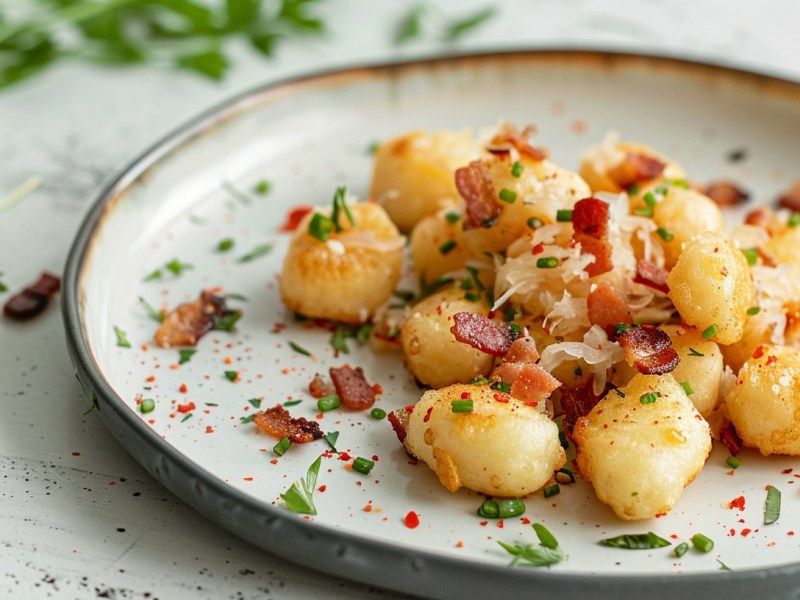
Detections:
409,207,469,281
404,384,566,496
400,289,494,388
661,324,723,418
726,344,800,455
667,231,755,345
280,199,404,323
573,374,712,520
370,129,476,232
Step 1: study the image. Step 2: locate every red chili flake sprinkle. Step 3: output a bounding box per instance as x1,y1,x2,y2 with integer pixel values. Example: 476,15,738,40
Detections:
752,345,765,359
177,401,196,414
243,477,253,481
479,521,488,527
205,426,214,433
338,452,351,461
741,528,752,537
531,243,544,255
524,401,539,408
493,393,509,403
179,383,188,393
371,455,379,461
363,504,372,512
146,375,155,382
456,541,464,548
404,511,420,529
788,531,795,536
319,485,326,492
270,459,278,464
71,451,80,456
729,528,736,537
670,534,678,539
520,517,531,525
423,406,434,423
460,392,471,400
497,521,504,529
783,468,793,474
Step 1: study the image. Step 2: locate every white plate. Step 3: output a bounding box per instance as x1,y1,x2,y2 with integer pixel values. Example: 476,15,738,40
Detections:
64,50,800,599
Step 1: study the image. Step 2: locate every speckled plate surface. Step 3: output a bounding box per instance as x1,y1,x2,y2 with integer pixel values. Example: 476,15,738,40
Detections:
63,50,800,599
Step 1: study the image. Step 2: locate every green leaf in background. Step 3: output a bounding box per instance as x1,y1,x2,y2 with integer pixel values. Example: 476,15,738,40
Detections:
395,3,426,45
176,47,229,79
444,6,496,41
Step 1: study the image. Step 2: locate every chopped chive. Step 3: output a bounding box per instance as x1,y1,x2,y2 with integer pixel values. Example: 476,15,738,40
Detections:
477,498,525,519
469,376,489,385
317,394,340,412
789,212,800,228
355,323,373,345
511,161,524,177
508,321,523,339
543,483,560,498
536,256,559,269
308,213,334,241
656,227,674,242
747,306,761,316
181,413,193,422
217,238,234,252
237,243,273,263
688,347,705,357
273,437,291,456
599,532,671,549
331,186,355,231
139,296,164,322
464,291,481,302
224,370,238,382
679,381,694,396
240,414,255,424
324,431,339,452
352,457,375,475
283,399,302,407
614,323,632,336
439,239,457,254
143,268,162,281
643,191,657,207
527,216,543,229
674,542,689,558
764,485,781,524
330,326,351,354
393,289,416,303
634,206,654,217
691,533,714,553
114,326,131,348
445,211,461,223
178,349,197,365
639,391,660,404
139,398,155,414
490,381,511,394
451,399,473,413
254,180,271,195
533,523,559,550
464,266,485,292
498,188,517,203
222,181,252,206
726,455,741,469
742,247,758,266
210,310,242,332
702,324,719,339
556,209,573,222
671,179,690,189
165,258,193,276
289,341,311,356
370,407,386,420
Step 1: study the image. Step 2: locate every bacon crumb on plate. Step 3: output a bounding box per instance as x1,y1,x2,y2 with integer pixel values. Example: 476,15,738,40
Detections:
253,406,323,443
330,364,379,410
450,312,514,357
617,325,680,375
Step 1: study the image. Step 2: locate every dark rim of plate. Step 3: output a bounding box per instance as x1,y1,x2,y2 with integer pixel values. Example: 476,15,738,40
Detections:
62,47,800,600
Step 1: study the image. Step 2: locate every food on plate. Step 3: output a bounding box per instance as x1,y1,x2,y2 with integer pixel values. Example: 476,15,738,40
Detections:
401,383,565,496
572,373,711,521
273,122,800,521
280,188,404,324
154,289,241,347
370,129,475,232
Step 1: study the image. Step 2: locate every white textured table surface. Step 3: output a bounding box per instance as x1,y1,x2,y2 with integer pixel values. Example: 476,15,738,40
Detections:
2,2,800,598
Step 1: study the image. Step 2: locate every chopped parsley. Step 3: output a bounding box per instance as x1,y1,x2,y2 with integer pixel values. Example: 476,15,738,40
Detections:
639,391,660,404
138,296,164,322
688,347,705,357
281,456,322,515
178,349,197,365
324,431,339,453
511,161,524,177
444,6,496,41
114,326,131,348
254,180,271,195
217,238,234,252
439,239,457,254
224,370,239,382
498,523,565,567
764,485,781,524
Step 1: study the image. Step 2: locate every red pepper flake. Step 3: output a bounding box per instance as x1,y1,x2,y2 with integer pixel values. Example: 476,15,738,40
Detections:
729,528,736,537
752,345,765,359
423,406,434,423
456,541,464,548
371,455,379,461
497,520,504,529
766,355,778,367
363,504,372,512
782,468,793,474
524,401,539,408
71,451,80,456
788,531,795,536
404,511,420,529
741,528,752,537
177,401,196,414
460,392,471,400
243,477,253,481
479,521,488,527
338,452,352,461
520,517,531,525
493,393,509,403
280,205,314,232
270,459,278,465
318,485,326,492
205,426,214,433
531,243,544,255
146,375,156,382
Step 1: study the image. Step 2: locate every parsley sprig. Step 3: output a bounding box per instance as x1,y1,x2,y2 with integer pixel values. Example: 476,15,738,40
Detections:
498,523,566,568
0,0,326,89
281,455,322,515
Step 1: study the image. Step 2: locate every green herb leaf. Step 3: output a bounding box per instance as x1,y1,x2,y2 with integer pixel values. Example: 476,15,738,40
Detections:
138,296,164,322
224,370,239,382
178,349,197,365
281,456,322,515
498,523,565,567
217,238,234,252
176,48,229,80
282,399,302,407
114,325,131,348
598,532,671,549
240,414,255,424
324,431,339,452
237,243,272,263
764,485,781,524
164,258,193,277
443,6,496,41
688,347,705,357
210,310,242,332
395,3,426,45
248,397,262,408
254,179,271,194
289,340,311,356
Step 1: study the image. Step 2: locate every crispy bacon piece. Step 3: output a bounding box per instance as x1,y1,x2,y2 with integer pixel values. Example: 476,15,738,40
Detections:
388,406,413,444
703,180,750,206
454,161,500,228
744,206,774,230
492,362,560,409
572,197,613,276
308,373,335,398
3,272,60,321
617,325,679,375
330,364,379,410
560,378,603,437
777,181,800,213
154,290,239,348
253,406,323,443
587,283,632,334
489,124,548,161
608,152,666,189
450,312,514,357
504,336,540,363
633,259,670,294
719,419,743,456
